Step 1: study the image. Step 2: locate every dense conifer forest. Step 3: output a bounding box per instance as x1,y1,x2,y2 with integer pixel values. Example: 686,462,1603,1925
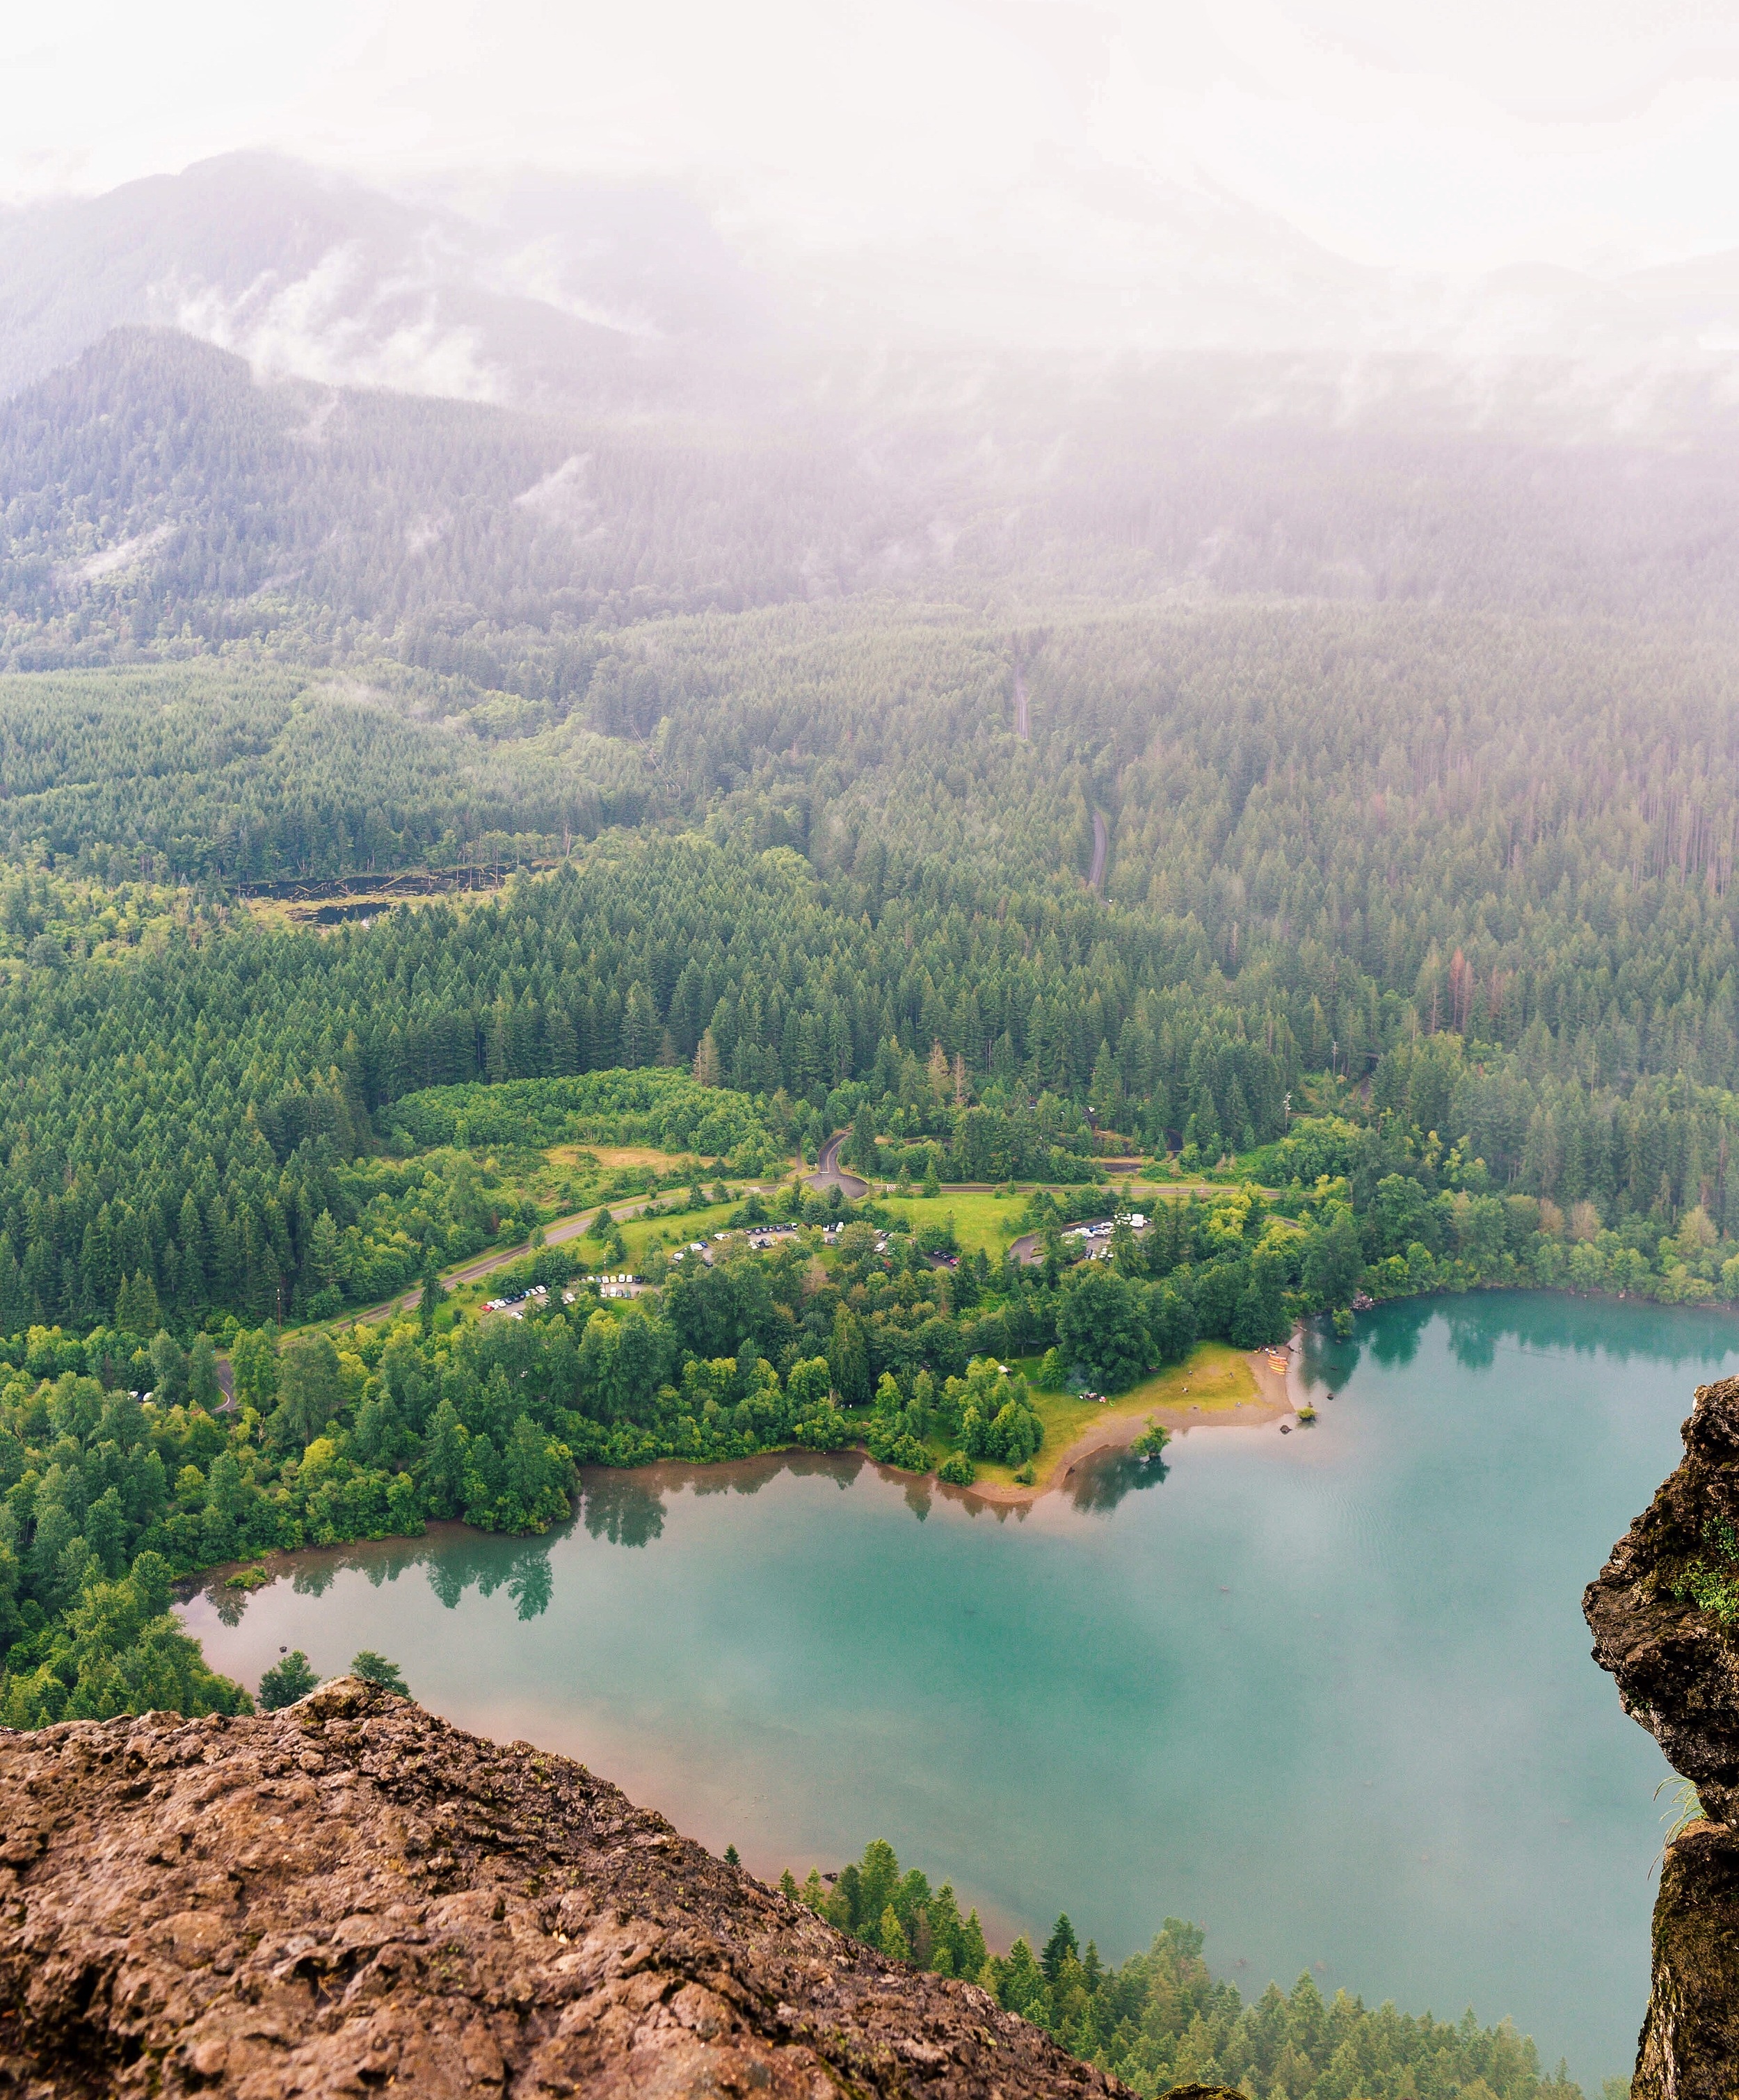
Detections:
791,1838,1586,2100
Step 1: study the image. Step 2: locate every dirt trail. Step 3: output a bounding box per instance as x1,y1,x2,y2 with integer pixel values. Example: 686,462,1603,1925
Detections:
1089,807,1109,890
1013,664,1030,739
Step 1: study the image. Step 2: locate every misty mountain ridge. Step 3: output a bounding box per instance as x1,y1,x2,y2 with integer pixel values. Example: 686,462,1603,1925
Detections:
6,152,1739,441
5,320,1739,690
0,153,780,417
3,150,1739,680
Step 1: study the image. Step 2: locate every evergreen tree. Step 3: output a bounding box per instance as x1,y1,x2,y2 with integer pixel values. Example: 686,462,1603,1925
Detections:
258,1649,321,1710
187,1334,222,1412
349,1650,410,1697
422,1398,470,1518
419,1254,446,1336
1041,1914,1080,1983
269,1335,343,1448
828,1306,872,1409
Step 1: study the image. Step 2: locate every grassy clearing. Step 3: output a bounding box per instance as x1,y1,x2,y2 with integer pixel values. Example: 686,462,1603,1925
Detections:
902,1340,1261,1493
547,1142,696,1176
615,1203,746,1263
242,884,509,934
1105,1343,1260,1418
877,1188,1032,1256
1025,1338,1256,1434
986,1343,1258,1486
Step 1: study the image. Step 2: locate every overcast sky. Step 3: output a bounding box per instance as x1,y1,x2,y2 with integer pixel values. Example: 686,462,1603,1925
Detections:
6,0,1739,279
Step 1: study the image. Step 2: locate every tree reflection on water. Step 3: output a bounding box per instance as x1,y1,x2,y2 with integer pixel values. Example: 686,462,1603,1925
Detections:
1059,1444,1169,1514
189,1434,1180,1640
579,1470,667,1548
189,1528,561,1626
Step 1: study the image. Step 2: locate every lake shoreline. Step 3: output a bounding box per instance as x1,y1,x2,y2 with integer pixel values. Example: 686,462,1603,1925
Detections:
960,1336,1304,1507
179,1290,1706,2090
182,1344,1315,1605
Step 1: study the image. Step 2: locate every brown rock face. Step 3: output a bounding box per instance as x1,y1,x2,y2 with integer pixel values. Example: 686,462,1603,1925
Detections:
1633,1820,1739,2100
1585,1372,1739,2099
0,1678,1125,2098
1586,1373,1739,1826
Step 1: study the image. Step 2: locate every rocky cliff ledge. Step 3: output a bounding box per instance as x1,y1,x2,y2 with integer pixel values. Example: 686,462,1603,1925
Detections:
1585,1372,1739,2100
0,1679,1127,2098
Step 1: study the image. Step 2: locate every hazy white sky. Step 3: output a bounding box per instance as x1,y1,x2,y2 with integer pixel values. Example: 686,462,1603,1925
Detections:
6,0,1739,276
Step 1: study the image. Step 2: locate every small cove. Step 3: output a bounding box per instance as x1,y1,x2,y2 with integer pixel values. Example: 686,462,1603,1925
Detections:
182,1292,1739,2088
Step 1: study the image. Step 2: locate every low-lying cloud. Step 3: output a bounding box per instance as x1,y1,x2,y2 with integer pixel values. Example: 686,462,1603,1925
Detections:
163,242,501,402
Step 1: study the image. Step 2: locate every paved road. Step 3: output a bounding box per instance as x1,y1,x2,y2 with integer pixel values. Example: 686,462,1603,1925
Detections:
806,1130,869,1200
1013,664,1030,740
338,1192,668,1327
1088,807,1109,891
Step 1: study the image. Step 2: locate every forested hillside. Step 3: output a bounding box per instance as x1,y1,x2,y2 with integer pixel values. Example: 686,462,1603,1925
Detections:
801,1840,1583,2100
10,327,1739,689
3,584,1739,1340
0,662,650,879
0,330,992,668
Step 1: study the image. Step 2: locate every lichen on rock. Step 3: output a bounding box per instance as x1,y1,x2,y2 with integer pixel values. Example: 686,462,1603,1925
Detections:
0,1676,1129,2097
1586,1370,1739,2100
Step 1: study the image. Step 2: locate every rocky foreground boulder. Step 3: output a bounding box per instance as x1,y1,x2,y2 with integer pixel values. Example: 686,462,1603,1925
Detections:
1586,1371,1739,2100
0,1678,1127,2097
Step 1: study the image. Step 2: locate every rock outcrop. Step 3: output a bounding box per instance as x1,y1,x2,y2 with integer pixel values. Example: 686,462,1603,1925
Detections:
1586,1371,1739,2100
0,1678,1126,2098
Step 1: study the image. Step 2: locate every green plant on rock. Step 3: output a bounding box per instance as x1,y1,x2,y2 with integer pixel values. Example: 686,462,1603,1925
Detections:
1656,1773,1706,1850
1674,1518,1739,1627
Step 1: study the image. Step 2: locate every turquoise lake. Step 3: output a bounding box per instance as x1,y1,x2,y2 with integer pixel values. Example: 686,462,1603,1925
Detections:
182,1292,1739,2089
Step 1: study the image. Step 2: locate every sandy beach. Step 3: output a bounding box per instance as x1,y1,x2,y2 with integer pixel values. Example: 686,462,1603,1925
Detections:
956,1330,1306,1507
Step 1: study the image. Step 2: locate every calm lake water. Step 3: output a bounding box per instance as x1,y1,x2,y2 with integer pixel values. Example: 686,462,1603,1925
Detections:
183,1292,1739,2088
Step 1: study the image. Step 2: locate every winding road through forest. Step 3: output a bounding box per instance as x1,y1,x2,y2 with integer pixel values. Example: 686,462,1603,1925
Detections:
1013,664,1029,739
806,1130,869,1199
353,1128,871,1329
1089,808,1109,891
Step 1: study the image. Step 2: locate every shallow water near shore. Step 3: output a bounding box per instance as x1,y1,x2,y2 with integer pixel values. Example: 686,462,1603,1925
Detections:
184,1292,1739,2088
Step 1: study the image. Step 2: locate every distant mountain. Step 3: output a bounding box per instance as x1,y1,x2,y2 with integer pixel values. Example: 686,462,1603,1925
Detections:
6,157,1739,674
9,152,1739,444
0,153,780,415
7,319,1739,683
0,327,995,672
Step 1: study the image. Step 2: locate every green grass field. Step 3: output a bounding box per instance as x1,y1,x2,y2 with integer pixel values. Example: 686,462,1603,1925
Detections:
876,1187,1032,1256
